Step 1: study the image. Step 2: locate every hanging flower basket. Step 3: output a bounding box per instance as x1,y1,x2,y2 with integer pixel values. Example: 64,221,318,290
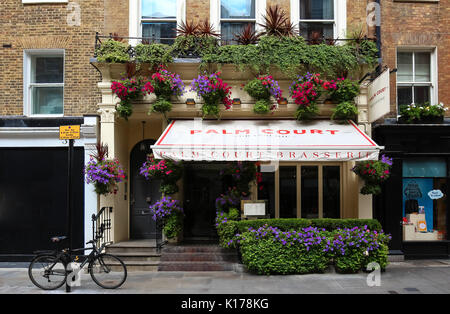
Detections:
85,143,126,196
111,77,152,120
352,155,393,195
289,73,337,120
139,154,183,195
149,66,185,117
149,196,184,239
190,72,232,118
244,75,282,114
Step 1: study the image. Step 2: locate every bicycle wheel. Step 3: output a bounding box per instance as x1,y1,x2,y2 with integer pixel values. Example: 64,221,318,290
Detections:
28,254,67,290
89,254,127,289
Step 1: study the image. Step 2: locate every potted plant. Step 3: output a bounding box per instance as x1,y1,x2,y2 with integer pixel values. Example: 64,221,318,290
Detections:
85,143,126,195
190,72,233,118
149,196,184,242
351,155,393,195
244,75,282,114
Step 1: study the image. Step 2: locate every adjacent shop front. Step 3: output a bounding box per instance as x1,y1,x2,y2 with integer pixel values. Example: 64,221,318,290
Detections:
373,120,450,258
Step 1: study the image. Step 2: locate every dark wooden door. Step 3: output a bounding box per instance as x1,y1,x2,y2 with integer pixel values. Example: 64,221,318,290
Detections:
130,140,161,239
183,163,226,239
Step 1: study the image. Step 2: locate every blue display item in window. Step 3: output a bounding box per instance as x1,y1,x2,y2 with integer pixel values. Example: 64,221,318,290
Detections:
402,158,447,178
402,178,434,232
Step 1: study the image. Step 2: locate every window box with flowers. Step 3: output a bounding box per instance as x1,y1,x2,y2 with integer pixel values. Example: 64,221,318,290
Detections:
398,103,447,124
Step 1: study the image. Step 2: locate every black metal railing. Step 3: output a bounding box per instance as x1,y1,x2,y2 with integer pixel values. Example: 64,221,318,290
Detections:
94,32,376,59
155,218,166,253
92,206,112,247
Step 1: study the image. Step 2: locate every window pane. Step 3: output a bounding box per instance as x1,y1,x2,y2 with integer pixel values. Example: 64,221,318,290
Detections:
299,22,334,40
403,158,446,178
279,166,297,218
141,0,176,19
402,178,447,241
221,22,254,44
301,166,318,219
415,52,431,82
221,0,255,19
300,0,334,20
33,57,63,83
31,86,63,114
323,166,340,218
397,52,413,82
397,86,412,107
142,22,176,44
258,170,275,218
414,86,430,104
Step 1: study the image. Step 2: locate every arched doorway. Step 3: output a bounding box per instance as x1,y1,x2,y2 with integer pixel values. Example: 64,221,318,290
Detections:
129,139,161,239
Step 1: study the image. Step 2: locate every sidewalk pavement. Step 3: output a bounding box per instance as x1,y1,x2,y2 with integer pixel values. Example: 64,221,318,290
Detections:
0,259,449,294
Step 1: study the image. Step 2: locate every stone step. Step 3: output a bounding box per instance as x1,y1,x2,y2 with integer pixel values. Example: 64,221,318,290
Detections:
106,239,159,255
160,252,238,262
109,260,160,272
158,261,235,272
162,245,234,254
109,252,161,262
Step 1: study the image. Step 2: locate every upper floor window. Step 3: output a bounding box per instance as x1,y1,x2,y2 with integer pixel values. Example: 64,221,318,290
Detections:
24,50,64,116
299,0,334,40
221,0,256,44
141,0,177,44
397,50,436,110
291,0,346,42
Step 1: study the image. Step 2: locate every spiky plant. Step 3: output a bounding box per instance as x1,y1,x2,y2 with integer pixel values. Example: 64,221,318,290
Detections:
258,5,295,37
233,23,260,45
92,143,109,162
198,19,220,38
175,20,199,37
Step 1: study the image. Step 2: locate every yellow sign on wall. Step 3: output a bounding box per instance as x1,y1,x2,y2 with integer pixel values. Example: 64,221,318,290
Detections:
59,125,81,140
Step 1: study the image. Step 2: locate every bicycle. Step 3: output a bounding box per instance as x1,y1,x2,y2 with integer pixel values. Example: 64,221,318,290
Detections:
28,236,127,290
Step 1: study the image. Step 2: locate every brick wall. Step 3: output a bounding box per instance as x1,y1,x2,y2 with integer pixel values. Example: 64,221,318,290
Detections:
0,0,104,116
381,0,450,116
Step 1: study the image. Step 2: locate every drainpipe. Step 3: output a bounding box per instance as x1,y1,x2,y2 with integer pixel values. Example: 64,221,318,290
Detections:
375,0,382,75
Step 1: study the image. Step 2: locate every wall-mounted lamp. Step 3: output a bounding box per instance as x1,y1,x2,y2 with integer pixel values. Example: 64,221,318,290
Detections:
186,98,196,105
232,98,241,106
277,97,288,105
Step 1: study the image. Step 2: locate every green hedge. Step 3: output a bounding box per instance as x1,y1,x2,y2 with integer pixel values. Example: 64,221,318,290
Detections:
236,218,382,233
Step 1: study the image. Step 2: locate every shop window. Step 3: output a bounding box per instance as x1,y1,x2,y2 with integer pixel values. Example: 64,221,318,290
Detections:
396,50,437,112
301,166,319,218
24,50,64,116
263,164,341,218
402,158,448,242
257,169,275,218
323,166,340,218
141,0,177,44
279,166,297,218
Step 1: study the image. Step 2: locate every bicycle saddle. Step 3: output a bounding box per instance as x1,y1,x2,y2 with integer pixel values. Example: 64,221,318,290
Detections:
50,236,68,243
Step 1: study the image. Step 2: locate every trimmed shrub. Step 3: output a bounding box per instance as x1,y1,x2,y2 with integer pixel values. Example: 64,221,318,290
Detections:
238,226,331,275
217,220,238,249
236,218,382,234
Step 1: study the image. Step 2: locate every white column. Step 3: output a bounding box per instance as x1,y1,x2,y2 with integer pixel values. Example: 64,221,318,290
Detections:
82,115,100,243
